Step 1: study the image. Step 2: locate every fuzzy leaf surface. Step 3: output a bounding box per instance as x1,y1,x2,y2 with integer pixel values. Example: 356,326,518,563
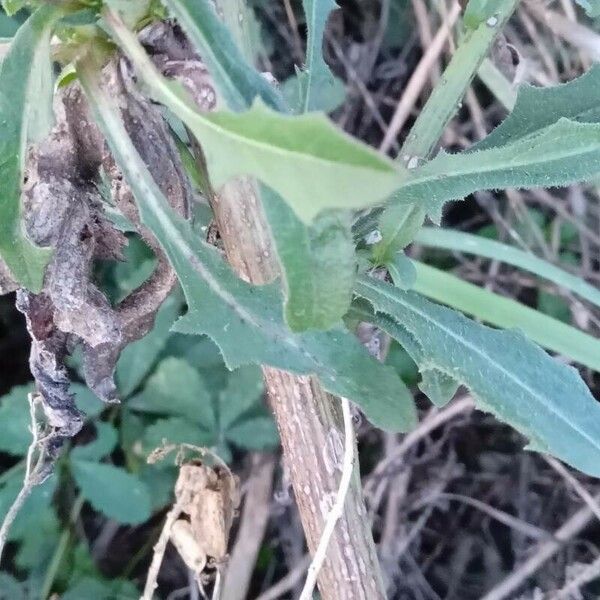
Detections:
79,63,416,432
262,188,355,330
476,64,600,150
353,276,600,477
392,119,600,213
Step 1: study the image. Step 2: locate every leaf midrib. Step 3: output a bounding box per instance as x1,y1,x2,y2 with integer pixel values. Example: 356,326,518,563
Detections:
356,276,600,452
404,120,600,190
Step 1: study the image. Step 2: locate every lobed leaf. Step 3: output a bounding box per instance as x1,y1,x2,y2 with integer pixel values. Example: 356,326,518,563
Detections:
0,5,60,291
353,276,600,477
392,119,600,215
78,61,416,432
104,8,405,224
475,64,600,151
71,460,152,525
129,0,355,330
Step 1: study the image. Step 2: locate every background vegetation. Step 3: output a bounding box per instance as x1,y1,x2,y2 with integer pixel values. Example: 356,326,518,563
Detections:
2,1,600,599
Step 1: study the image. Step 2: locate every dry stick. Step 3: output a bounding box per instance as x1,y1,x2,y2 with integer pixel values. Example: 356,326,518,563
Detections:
0,393,51,565
141,496,187,600
379,1,461,153
544,456,600,522
298,397,355,600
366,396,474,500
552,553,600,599
481,492,600,600
254,555,312,600
220,454,276,600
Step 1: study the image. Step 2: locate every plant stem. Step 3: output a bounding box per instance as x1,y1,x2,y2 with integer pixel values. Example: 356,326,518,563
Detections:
141,497,186,600
202,3,387,597
41,493,85,599
298,397,355,600
377,0,521,258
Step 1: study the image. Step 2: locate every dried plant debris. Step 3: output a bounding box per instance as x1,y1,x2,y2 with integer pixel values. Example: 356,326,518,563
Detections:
170,462,240,578
7,58,194,450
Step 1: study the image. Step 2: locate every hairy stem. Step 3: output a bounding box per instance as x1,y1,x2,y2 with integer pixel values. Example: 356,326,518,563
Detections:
377,0,521,259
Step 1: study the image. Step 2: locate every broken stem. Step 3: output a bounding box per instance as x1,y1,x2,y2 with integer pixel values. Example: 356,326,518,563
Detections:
0,393,52,565
298,397,355,600
141,496,186,600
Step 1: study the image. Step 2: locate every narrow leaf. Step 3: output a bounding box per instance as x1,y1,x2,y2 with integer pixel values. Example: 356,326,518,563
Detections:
262,187,355,330
412,260,600,372
476,64,600,151
78,60,416,432
104,8,404,223
415,227,600,311
157,0,285,111
299,0,345,112
0,5,60,291
353,276,600,477
391,119,600,215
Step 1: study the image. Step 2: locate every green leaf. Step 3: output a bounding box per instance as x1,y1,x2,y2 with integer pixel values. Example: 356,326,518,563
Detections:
226,416,279,450
574,0,600,18
72,383,106,418
282,70,345,114
391,119,600,216
142,417,215,454
150,0,352,331
262,188,355,330
1,0,26,17
71,460,152,524
14,509,59,572
476,64,600,151
78,61,416,432
218,365,264,430
71,423,118,462
103,11,405,224
412,261,600,372
116,293,182,397
353,276,600,477
298,0,345,112
414,227,600,311
128,357,216,429
0,573,25,600
463,0,497,29
387,252,416,290
157,0,285,111
62,576,138,600
0,5,60,291
372,203,425,265
0,384,33,455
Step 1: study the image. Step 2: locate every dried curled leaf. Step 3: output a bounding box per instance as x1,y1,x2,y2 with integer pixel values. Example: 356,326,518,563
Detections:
13,55,194,447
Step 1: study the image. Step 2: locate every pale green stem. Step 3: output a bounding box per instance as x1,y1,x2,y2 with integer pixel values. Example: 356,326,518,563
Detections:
375,0,521,260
